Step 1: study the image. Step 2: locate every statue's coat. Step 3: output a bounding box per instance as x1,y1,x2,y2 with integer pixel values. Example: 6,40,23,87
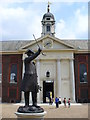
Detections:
21,50,40,92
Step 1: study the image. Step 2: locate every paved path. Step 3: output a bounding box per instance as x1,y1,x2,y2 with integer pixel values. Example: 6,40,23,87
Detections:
0,103,88,118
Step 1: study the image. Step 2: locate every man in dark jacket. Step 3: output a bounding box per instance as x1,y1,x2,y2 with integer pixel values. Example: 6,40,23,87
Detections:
21,48,42,107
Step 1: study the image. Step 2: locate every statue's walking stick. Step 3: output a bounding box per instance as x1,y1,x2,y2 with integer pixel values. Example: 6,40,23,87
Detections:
33,34,46,56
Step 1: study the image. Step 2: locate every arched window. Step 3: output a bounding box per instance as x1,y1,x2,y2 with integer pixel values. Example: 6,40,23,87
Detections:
46,71,50,77
79,63,87,83
10,64,17,83
46,25,50,32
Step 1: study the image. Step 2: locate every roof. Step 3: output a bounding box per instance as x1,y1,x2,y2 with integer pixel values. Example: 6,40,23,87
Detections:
42,4,55,20
0,40,32,51
43,12,55,20
60,40,88,50
0,39,88,52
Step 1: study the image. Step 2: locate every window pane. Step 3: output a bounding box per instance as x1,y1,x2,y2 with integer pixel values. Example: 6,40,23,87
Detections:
10,64,17,83
47,25,50,32
79,64,87,83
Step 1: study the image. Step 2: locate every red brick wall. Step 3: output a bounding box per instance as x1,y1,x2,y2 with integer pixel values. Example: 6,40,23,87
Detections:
0,83,2,98
2,54,22,103
74,53,90,103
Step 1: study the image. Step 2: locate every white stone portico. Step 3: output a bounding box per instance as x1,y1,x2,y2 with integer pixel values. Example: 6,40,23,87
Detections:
21,35,76,103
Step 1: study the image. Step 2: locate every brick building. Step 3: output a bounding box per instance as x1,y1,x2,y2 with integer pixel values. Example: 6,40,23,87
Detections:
0,4,89,103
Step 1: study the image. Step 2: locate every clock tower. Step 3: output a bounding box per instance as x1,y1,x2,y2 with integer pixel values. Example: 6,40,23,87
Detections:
41,3,55,37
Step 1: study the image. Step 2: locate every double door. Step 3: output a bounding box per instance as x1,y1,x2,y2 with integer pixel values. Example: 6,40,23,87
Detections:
43,81,54,103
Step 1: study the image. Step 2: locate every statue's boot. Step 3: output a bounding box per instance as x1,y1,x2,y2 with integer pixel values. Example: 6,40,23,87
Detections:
24,92,29,107
32,92,37,107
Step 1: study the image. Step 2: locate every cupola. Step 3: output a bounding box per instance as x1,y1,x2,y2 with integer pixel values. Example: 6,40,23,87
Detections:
41,2,55,37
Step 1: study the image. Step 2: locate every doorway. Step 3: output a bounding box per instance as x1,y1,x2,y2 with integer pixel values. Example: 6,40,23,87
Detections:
43,81,54,103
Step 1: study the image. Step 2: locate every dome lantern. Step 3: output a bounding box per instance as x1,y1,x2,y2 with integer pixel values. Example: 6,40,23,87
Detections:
41,3,55,37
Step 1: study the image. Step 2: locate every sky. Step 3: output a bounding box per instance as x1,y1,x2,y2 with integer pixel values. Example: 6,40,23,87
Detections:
0,0,89,41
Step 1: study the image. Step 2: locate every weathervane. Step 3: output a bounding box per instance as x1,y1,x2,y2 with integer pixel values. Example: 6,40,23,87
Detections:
47,1,52,12
48,1,52,5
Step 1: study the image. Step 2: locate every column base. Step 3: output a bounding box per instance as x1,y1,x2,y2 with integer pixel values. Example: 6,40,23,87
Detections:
71,100,76,103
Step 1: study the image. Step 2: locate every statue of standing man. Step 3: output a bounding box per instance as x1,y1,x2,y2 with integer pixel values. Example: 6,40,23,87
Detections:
18,48,44,113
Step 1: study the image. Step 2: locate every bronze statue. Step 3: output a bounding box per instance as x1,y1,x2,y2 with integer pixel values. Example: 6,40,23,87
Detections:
17,48,44,113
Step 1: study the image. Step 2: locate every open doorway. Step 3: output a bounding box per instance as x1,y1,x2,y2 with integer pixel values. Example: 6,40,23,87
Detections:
43,81,54,103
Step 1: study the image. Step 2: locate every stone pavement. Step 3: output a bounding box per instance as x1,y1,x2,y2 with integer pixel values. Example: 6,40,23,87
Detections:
0,103,88,119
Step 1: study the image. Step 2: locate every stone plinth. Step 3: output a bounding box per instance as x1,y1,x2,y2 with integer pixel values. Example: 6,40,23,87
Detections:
15,111,46,120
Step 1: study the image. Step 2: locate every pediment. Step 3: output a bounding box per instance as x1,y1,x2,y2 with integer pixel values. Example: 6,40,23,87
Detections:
21,35,75,51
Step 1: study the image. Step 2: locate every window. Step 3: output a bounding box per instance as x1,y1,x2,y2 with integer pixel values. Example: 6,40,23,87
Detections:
0,63,2,83
10,64,17,83
46,71,50,77
46,18,50,20
79,63,87,83
47,25,50,32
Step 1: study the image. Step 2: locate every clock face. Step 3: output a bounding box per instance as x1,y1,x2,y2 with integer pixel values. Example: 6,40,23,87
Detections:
43,39,53,48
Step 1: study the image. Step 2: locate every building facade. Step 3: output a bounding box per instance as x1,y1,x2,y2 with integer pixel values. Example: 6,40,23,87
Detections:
0,4,89,103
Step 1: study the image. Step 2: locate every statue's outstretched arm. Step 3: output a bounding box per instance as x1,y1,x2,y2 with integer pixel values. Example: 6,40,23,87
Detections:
25,48,42,62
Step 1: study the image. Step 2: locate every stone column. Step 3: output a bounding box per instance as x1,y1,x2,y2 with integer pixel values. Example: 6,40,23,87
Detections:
57,59,61,97
36,59,40,103
70,59,75,102
21,54,25,103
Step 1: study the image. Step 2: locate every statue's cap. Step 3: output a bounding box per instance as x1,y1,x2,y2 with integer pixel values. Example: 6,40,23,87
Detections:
25,49,34,54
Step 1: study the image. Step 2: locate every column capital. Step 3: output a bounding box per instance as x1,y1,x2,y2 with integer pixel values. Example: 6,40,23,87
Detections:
70,58,74,61
57,59,60,61
60,58,73,61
